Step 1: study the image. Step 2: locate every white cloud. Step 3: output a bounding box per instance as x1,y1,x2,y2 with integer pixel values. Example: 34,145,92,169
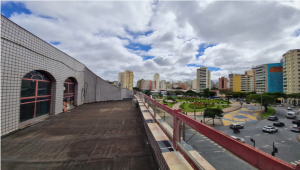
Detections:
6,1,300,85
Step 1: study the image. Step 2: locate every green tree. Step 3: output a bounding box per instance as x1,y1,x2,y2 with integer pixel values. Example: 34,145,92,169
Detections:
203,88,210,97
133,87,141,91
209,91,216,97
264,92,287,99
219,89,233,104
144,90,151,96
204,108,223,125
211,87,218,90
246,94,276,112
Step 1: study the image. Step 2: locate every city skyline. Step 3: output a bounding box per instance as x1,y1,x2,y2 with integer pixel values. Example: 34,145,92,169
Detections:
2,1,300,84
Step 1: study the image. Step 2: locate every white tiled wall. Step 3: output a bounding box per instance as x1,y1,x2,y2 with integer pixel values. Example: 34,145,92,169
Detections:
1,15,131,136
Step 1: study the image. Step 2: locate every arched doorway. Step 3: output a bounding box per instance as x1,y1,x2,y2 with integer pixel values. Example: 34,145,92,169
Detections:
20,71,52,122
64,78,76,109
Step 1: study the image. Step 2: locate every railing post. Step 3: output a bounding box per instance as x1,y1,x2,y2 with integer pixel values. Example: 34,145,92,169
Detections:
296,163,300,170
173,109,182,150
154,104,157,122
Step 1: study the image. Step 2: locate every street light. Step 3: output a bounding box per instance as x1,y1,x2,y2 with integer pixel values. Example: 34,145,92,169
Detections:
261,85,263,111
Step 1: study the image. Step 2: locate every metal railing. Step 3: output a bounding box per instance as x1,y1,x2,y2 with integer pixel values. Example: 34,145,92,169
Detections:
134,91,300,170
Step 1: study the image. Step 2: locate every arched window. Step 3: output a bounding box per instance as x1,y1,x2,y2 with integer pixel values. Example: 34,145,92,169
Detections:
20,71,51,122
64,78,75,109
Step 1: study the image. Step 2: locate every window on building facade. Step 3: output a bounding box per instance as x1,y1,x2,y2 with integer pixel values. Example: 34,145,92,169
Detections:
64,78,76,108
20,71,51,122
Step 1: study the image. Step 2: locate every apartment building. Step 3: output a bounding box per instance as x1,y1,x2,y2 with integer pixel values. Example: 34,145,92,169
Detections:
154,73,160,90
229,73,238,89
196,67,211,92
283,49,300,94
118,70,134,90
255,63,283,94
219,77,227,89
232,75,247,92
245,70,255,92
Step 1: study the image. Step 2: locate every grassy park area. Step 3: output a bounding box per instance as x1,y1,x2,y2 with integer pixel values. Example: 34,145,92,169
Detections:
260,107,275,118
179,102,231,112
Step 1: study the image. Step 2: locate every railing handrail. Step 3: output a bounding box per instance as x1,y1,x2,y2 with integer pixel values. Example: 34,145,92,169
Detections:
134,91,299,170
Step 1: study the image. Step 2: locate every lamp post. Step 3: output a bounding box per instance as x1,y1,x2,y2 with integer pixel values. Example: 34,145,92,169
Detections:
261,85,263,111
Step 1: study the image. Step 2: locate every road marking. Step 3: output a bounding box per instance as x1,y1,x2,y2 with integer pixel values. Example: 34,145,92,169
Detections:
288,138,292,140
206,139,210,141
203,137,207,138
274,143,279,144
263,145,269,147
255,134,260,136
281,141,285,142
214,151,224,153
197,140,205,142
214,144,218,145
291,162,297,165
218,146,222,148
245,136,251,137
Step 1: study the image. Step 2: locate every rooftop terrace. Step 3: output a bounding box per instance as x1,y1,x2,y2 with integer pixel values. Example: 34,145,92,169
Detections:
1,101,157,170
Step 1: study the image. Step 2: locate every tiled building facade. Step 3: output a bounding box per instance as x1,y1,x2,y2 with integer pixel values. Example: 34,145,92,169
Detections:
1,15,132,136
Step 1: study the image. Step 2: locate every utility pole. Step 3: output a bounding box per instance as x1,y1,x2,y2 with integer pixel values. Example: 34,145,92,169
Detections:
261,85,263,111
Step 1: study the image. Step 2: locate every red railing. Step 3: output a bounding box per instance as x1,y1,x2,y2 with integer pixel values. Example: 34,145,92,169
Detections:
135,91,300,170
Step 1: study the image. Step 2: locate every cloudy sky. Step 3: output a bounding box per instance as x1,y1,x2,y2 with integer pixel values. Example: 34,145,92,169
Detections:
2,1,300,85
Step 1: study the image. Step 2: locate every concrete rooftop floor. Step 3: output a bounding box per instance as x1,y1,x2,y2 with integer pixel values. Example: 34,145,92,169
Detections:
1,101,157,170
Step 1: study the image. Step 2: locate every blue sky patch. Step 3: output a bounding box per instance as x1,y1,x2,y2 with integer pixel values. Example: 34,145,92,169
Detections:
294,29,300,37
1,2,31,18
196,43,217,59
187,64,220,71
142,56,155,61
50,41,60,45
126,42,151,52
126,29,153,38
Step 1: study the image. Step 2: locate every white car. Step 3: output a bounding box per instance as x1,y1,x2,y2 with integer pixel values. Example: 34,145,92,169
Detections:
262,125,278,133
287,107,292,110
291,105,295,108
231,136,246,143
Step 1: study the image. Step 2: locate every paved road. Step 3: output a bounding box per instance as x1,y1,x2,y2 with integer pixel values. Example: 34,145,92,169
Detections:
214,106,300,166
157,111,257,170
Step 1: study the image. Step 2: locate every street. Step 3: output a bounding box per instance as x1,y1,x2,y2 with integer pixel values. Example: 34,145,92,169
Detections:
214,104,300,166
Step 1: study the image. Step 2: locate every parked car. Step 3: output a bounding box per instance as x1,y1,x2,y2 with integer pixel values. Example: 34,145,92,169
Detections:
290,125,300,132
279,104,284,107
291,105,295,108
231,136,246,143
287,107,292,110
267,116,278,121
286,112,296,119
262,125,278,133
292,120,300,124
273,122,285,127
229,124,244,129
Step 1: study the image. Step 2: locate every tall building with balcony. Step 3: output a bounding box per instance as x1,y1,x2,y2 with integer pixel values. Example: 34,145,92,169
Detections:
283,49,300,94
255,63,283,94
196,67,211,92
218,77,227,89
154,73,160,90
232,75,247,92
118,70,134,90
229,73,238,89
245,70,255,92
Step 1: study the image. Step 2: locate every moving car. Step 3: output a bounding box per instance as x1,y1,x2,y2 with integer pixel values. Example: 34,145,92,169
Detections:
286,112,296,119
292,120,300,124
231,136,246,143
267,116,278,121
279,104,284,107
229,124,244,129
246,102,250,104
262,125,278,133
273,122,285,127
287,107,292,110
290,125,300,132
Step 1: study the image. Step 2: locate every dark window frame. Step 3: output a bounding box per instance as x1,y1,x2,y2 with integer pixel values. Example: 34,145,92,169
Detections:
64,78,76,106
20,71,51,122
